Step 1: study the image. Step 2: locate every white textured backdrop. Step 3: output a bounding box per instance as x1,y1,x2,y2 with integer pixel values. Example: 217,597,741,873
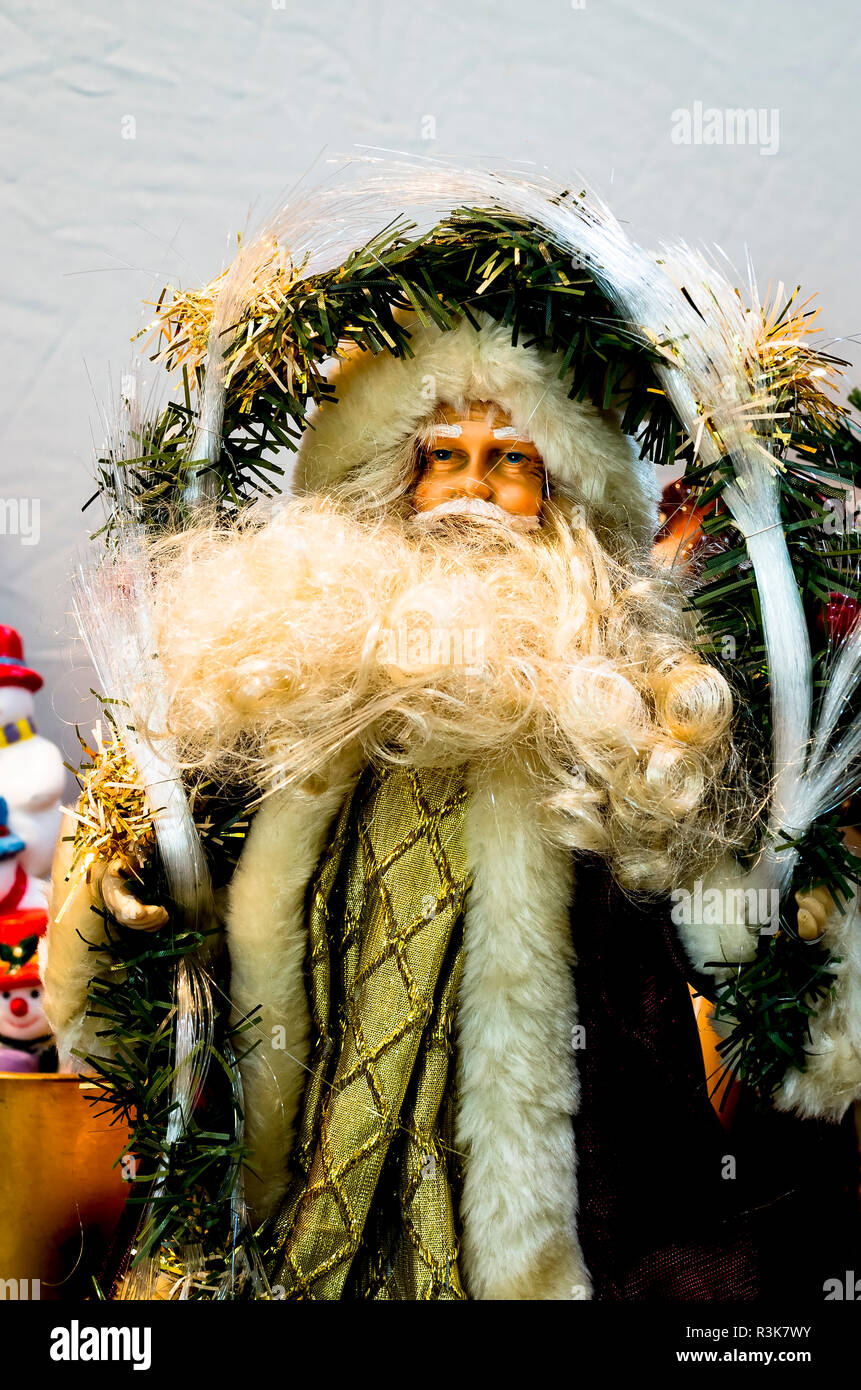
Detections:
1,0,859,777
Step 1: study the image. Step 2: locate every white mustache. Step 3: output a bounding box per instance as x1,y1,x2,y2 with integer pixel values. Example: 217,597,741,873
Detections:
410,496,541,531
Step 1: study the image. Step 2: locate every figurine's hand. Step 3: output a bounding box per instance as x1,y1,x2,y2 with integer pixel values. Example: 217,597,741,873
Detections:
795,884,833,941
88,850,168,932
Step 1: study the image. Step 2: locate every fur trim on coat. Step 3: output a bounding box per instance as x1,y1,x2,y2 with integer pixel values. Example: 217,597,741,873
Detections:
456,759,589,1299
225,752,364,1218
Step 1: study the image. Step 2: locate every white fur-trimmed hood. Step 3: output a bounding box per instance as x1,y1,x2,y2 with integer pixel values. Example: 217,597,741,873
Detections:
295,314,660,545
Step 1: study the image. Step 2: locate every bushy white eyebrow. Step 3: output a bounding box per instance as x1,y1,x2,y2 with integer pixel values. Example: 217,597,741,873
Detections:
418,422,536,445
493,427,534,442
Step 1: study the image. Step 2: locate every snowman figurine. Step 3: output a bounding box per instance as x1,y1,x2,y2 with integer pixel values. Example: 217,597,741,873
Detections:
0,798,54,1072
0,626,66,877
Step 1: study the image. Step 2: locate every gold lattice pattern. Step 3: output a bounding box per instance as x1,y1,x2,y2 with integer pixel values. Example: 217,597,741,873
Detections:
266,763,472,1299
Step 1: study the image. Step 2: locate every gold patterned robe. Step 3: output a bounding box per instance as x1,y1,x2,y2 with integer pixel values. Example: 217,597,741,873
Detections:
264,763,472,1299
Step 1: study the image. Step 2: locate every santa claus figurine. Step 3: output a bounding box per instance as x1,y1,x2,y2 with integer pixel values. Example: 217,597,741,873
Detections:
0,626,66,877
0,798,54,1072
41,169,861,1301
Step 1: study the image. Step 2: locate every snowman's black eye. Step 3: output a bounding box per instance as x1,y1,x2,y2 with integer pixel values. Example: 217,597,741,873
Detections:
30,989,39,999
2,991,9,1000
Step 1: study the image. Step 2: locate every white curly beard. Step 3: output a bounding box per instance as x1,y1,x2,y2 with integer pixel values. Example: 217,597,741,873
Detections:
129,492,737,892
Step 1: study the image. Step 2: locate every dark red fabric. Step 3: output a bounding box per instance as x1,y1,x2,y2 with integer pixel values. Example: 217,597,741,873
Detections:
570,853,861,1301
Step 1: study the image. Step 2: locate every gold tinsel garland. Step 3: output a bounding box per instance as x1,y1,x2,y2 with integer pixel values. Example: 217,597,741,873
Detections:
56,724,156,921
135,236,312,415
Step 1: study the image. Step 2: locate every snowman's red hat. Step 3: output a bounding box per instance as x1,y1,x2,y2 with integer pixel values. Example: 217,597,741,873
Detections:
0,626,43,693
0,907,48,989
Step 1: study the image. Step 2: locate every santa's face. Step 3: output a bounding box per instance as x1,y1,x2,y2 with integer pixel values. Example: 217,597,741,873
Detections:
414,401,545,521
0,983,48,1041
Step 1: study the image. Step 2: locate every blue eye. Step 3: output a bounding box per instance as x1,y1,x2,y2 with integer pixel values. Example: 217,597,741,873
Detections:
431,449,454,462
504,451,526,464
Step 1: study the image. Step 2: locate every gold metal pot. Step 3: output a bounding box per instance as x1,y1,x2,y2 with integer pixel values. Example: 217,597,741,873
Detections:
0,1073,129,1300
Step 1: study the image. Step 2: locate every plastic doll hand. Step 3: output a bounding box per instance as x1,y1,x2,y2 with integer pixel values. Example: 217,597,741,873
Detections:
88,850,169,932
795,884,833,941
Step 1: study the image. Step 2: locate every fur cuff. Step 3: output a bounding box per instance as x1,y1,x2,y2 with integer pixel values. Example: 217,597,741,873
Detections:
677,855,861,1121
673,855,762,980
775,887,861,1121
